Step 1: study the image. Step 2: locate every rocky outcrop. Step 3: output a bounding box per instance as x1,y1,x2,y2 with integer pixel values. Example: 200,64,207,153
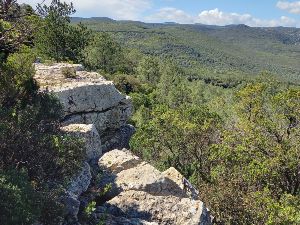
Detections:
63,162,92,221
35,63,133,151
35,63,211,225
61,124,102,165
35,63,134,222
97,149,212,225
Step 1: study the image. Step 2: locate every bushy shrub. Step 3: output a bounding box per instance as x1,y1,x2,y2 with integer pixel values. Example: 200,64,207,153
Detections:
113,74,143,94
0,170,40,225
61,67,77,79
0,48,85,223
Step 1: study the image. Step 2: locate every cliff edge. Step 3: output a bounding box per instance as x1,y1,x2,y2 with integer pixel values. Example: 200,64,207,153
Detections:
34,63,212,225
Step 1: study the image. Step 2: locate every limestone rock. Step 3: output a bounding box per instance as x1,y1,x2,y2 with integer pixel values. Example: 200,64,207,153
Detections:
35,63,132,116
102,190,210,225
61,124,102,165
98,149,212,225
163,167,200,200
62,96,132,135
35,63,133,151
68,162,92,197
64,162,91,220
93,207,158,225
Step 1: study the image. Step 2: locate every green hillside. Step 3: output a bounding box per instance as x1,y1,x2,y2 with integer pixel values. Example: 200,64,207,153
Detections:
2,1,300,224
72,18,300,84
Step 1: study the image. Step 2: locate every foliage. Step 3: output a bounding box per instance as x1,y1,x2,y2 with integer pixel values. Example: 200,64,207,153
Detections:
73,18,300,84
83,32,124,74
113,73,143,94
0,170,40,225
205,82,300,224
0,1,37,58
85,201,96,217
131,104,221,183
61,66,77,79
157,60,192,107
35,0,91,62
136,56,160,84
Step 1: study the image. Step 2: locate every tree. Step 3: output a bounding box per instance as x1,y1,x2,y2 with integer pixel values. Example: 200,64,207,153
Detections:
130,104,221,183
83,33,124,74
0,0,37,59
35,0,76,62
136,56,160,84
66,22,92,62
157,60,191,107
207,82,300,224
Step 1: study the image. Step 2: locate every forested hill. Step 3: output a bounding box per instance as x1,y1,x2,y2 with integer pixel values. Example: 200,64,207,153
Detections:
72,17,300,84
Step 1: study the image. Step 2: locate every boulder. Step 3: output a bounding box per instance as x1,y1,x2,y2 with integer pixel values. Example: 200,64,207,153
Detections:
64,162,92,220
61,124,102,165
62,96,132,136
101,190,210,225
35,63,133,150
97,149,212,225
67,162,92,200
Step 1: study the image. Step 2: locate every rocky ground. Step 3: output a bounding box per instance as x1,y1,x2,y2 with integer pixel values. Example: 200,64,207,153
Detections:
34,63,212,225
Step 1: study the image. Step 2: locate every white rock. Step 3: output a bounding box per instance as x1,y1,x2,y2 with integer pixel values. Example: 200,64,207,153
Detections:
98,149,212,225
103,190,211,225
61,124,102,164
64,162,92,220
35,63,133,149
68,162,91,197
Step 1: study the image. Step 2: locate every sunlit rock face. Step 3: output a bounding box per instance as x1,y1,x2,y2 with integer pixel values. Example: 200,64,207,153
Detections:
35,63,133,152
35,63,211,225
35,63,134,223
97,149,212,225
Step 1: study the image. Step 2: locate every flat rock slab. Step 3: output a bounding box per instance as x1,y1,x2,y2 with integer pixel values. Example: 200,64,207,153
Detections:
102,190,209,225
97,149,212,225
35,63,129,116
35,63,133,144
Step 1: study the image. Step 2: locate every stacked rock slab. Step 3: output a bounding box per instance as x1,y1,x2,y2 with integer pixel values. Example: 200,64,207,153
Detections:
34,63,133,152
35,63,134,222
97,149,212,225
35,63,212,225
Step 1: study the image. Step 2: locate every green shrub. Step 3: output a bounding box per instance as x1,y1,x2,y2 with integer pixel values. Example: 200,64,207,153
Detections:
0,49,85,223
61,67,77,79
113,74,143,94
0,170,40,225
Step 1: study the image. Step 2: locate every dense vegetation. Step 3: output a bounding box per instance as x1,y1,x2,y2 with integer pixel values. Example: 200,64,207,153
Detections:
73,17,300,225
0,1,85,224
1,0,300,224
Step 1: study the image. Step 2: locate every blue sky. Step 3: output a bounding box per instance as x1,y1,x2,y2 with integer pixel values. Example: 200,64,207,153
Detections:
21,0,300,27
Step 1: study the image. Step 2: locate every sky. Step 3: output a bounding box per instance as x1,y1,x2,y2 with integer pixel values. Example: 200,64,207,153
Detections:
20,0,300,27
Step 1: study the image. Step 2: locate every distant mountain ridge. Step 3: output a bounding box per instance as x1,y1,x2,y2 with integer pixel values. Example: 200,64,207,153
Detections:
72,17,300,83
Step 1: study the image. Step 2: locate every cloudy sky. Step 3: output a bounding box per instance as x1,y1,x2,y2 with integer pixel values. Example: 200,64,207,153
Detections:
20,0,300,27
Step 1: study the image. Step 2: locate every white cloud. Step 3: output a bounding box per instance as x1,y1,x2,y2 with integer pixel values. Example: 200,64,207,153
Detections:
277,1,300,14
196,9,253,26
19,1,299,27
147,8,299,27
145,7,193,24
19,0,152,20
